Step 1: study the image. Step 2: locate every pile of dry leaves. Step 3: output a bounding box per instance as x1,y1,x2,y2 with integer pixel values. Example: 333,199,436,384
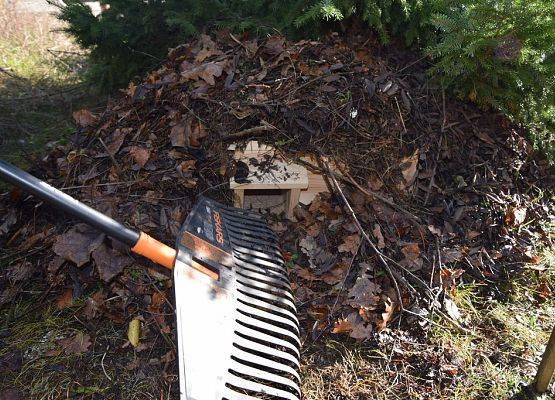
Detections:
1,31,553,396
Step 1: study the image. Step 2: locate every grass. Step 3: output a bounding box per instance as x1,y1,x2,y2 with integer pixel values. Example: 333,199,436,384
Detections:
0,0,97,170
300,245,555,399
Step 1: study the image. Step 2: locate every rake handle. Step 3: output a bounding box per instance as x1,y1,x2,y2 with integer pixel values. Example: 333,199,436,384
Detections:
0,160,176,269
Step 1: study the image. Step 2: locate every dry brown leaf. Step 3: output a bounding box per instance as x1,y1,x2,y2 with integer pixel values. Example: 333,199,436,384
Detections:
332,319,353,334
372,224,385,249
338,234,361,255
92,244,133,282
82,291,105,320
129,146,151,168
170,123,187,147
400,243,423,270
56,289,73,309
52,224,105,267
377,298,396,331
106,129,127,156
72,109,97,127
321,262,348,285
348,276,381,308
189,120,207,147
264,36,285,55
346,311,373,340
441,268,465,290
58,332,91,355
181,62,225,86
400,150,419,186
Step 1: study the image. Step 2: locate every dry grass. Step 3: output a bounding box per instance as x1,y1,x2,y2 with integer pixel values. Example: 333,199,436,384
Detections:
0,0,93,168
301,246,555,400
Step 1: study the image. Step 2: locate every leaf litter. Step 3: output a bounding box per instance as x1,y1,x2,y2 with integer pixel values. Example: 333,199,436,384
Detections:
0,31,553,398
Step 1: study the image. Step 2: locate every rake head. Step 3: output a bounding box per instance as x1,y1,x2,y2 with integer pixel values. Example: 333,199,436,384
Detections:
174,197,301,400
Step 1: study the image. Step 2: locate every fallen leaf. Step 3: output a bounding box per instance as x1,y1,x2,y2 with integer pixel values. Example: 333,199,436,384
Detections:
505,207,527,226
128,318,141,348
332,319,353,334
348,276,381,308
58,332,91,355
105,130,127,156
170,123,187,147
92,244,133,282
321,262,349,285
72,109,97,127
441,268,465,290
56,289,73,309
129,146,150,168
377,298,396,331
52,224,105,267
400,150,419,186
0,209,17,235
82,291,105,320
338,234,361,255
372,225,385,249
346,311,373,340
181,61,225,86
444,298,461,322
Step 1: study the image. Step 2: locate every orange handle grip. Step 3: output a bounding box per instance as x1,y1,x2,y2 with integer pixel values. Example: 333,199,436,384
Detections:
131,232,176,270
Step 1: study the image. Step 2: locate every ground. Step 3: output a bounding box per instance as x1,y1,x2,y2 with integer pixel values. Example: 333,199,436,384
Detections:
0,2,554,400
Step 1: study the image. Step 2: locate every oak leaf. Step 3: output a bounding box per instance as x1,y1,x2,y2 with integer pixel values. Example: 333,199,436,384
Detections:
72,109,97,127
52,224,104,267
348,276,381,308
377,298,396,331
346,311,373,340
92,244,133,282
338,234,361,255
129,146,150,168
58,332,91,355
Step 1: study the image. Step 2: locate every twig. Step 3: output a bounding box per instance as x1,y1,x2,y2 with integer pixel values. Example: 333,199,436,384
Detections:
101,351,112,381
98,137,122,172
394,97,407,135
396,56,427,74
222,120,277,141
292,156,423,225
320,157,405,307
